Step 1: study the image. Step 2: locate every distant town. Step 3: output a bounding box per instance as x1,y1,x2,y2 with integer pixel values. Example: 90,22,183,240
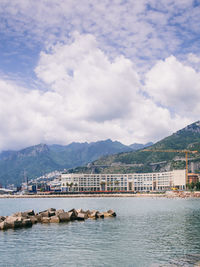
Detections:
1,169,200,195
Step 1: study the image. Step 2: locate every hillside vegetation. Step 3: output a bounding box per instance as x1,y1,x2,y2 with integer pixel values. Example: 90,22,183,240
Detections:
72,121,200,174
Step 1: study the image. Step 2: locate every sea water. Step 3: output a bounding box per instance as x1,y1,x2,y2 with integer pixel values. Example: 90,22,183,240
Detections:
0,197,200,267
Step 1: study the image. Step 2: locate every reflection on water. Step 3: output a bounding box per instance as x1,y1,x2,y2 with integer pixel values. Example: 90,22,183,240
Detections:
0,197,200,267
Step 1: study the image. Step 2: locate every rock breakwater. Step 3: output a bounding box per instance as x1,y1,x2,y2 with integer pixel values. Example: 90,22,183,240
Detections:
0,208,116,231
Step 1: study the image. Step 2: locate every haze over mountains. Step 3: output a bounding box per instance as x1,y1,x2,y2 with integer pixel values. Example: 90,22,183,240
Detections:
0,139,152,186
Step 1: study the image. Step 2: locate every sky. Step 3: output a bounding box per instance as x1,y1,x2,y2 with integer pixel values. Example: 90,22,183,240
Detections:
0,0,200,151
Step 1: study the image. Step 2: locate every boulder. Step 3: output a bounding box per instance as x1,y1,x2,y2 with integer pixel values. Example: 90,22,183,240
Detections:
0,221,8,230
48,208,56,212
0,216,5,222
50,216,60,223
88,211,98,219
68,209,78,219
49,211,56,217
12,212,28,218
22,219,33,228
29,216,38,224
55,209,65,216
103,212,112,218
39,210,50,217
77,213,86,221
5,216,23,229
13,210,35,217
58,212,71,222
96,212,104,219
25,210,35,216
107,210,116,217
35,214,42,223
41,217,50,223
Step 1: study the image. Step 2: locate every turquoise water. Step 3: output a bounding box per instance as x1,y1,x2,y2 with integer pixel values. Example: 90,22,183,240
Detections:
0,197,200,267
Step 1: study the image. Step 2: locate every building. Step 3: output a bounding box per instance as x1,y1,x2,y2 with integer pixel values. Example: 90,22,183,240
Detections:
187,173,199,184
61,169,186,192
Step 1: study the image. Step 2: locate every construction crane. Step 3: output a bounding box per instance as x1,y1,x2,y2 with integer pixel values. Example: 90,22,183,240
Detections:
143,149,198,184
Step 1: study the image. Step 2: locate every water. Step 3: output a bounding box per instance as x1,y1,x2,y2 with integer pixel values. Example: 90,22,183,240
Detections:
0,197,200,267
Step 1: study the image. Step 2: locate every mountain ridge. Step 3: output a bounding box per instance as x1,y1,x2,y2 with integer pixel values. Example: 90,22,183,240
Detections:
0,139,136,186
72,121,200,175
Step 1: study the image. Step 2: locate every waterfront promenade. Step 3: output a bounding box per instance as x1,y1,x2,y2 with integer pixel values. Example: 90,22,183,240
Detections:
1,191,200,198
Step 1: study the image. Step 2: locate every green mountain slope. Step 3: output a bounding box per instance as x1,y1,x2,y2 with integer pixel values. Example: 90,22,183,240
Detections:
0,140,132,186
74,121,200,174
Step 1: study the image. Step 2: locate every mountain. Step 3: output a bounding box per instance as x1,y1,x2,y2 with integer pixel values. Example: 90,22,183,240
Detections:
129,142,153,150
73,121,200,174
0,139,132,186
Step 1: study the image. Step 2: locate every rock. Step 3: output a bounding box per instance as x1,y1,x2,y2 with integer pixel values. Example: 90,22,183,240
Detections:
41,217,50,223
12,212,28,218
103,212,112,218
0,221,8,230
96,212,104,219
35,214,42,223
77,213,86,221
68,209,78,219
5,216,23,229
39,210,50,217
55,209,65,216
13,210,35,217
25,210,35,216
50,216,60,223
29,216,38,224
58,212,71,222
22,219,32,228
107,210,116,217
0,216,5,222
48,208,56,212
49,211,56,217
88,211,98,219
76,209,83,213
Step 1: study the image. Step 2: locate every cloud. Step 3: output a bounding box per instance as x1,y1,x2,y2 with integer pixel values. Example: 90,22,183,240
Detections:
0,33,191,151
1,0,200,73
144,55,200,118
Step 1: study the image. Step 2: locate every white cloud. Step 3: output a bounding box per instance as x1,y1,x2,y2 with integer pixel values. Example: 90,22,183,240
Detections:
0,33,191,151
145,55,200,118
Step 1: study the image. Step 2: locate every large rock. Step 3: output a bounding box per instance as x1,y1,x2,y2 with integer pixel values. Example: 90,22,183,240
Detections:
55,209,65,216
58,212,71,222
48,208,56,217
22,219,33,228
102,212,111,217
41,217,50,223
0,216,5,222
68,209,78,220
0,221,8,230
29,216,38,224
13,210,35,218
107,210,117,217
39,210,50,217
25,210,35,216
96,212,104,219
5,216,23,229
88,211,98,219
50,216,60,223
35,214,42,223
77,213,86,221
48,208,56,212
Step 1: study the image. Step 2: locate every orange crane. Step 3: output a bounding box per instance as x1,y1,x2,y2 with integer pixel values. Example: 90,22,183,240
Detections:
142,149,198,184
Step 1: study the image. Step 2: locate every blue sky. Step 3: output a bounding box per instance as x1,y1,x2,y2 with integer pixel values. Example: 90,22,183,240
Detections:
0,0,200,151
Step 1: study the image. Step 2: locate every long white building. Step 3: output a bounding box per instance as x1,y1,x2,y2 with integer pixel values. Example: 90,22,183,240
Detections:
61,170,186,192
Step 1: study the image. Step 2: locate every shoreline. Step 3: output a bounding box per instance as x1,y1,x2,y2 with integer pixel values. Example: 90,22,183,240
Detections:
0,191,200,198
0,193,165,198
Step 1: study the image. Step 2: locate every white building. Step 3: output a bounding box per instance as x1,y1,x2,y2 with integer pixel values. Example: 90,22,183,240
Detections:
61,170,186,192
